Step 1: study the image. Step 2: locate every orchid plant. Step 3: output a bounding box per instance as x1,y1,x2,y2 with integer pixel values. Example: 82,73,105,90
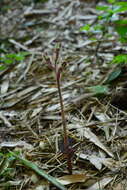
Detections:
44,44,74,174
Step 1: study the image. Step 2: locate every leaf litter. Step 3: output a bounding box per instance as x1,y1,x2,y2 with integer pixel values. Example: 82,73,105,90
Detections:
0,0,127,189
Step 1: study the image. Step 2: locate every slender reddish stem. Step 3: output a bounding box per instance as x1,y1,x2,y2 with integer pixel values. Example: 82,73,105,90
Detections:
45,45,73,174
56,72,68,149
56,73,72,174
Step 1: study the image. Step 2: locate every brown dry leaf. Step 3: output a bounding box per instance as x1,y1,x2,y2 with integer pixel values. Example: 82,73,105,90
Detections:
102,158,126,171
113,180,127,190
82,127,113,157
0,141,33,150
77,153,103,170
78,155,127,171
24,9,57,17
57,174,89,185
0,180,22,187
0,111,12,128
71,119,114,157
77,153,124,171
31,107,42,118
35,185,49,190
33,178,50,190
94,110,111,140
1,79,9,94
86,177,113,190
113,183,124,190
69,117,113,157
1,86,41,109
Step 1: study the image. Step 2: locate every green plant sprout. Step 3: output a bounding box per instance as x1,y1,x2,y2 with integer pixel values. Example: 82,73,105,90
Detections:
0,52,30,71
81,0,127,43
80,0,127,82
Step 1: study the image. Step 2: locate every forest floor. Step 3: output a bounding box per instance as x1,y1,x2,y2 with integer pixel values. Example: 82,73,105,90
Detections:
0,0,127,189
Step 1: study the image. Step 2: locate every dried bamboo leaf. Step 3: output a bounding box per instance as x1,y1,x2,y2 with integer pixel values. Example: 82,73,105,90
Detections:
57,174,89,185
82,127,114,157
86,177,113,190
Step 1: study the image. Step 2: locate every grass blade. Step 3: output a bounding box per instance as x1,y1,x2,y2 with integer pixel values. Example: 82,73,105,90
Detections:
10,151,67,190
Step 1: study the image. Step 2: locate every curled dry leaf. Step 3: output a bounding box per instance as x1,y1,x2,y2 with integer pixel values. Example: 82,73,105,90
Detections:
57,174,89,185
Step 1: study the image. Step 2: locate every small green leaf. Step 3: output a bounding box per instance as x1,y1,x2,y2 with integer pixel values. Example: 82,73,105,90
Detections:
115,19,127,25
115,2,127,6
96,6,109,11
113,6,127,13
0,65,7,71
106,68,122,83
3,59,14,64
112,54,127,64
5,52,30,62
15,52,30,61
94,24,102,30
108,0,116,3
115,25,127,42
89,85,109,94
93,24,103,32
80,24,90,31
98,12,113,21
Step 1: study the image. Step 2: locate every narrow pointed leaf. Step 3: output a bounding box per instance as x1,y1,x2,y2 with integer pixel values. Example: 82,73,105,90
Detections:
10,152,67,190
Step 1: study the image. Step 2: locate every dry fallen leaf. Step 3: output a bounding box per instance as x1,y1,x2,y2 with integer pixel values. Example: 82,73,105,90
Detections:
86,177,113,190
1,79,9,94
57,174,89,185
0,141,33,150
113,180,127,190
83,127,114,157
69,120,114,157
77,153,103,170
102,158,126,172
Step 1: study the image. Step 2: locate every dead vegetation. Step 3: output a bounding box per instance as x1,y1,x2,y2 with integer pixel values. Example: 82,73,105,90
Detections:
0,0,127,189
